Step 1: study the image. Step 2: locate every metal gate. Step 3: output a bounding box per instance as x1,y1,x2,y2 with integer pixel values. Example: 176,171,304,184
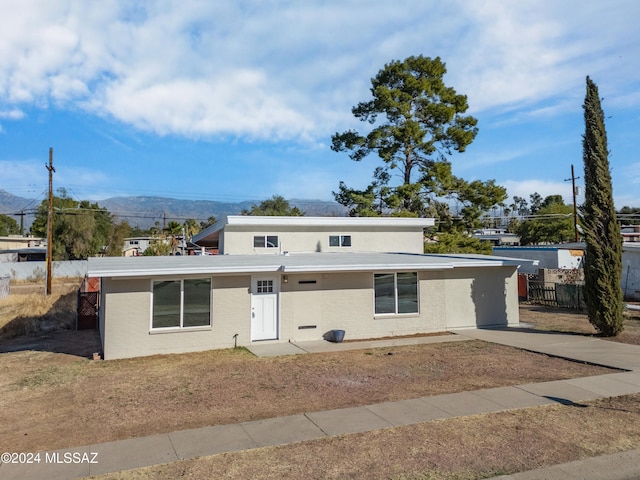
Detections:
77,277,99,330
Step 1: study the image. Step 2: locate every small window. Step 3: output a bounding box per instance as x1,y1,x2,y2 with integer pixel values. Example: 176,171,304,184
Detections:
329,235,351,247
256,279,274,293
374,272,418,315
152,278,211,329
254,235,279,248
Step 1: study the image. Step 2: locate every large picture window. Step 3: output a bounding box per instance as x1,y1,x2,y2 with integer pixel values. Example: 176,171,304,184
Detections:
374,272,418,315
152,278,211,329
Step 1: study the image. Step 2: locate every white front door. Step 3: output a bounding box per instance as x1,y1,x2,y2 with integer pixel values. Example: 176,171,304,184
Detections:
251,276,279,341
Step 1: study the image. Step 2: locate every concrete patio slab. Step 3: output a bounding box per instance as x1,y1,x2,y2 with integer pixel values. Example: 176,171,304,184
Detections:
247,342,307,357
240,414,326,447
293,334,469,354
305,406,394,435
169,423,256,459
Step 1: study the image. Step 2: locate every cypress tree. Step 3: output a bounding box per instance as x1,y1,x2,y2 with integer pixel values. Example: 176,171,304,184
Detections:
581,76,624,336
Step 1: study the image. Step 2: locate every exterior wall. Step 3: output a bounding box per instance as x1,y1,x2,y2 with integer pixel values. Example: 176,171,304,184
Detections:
0,236,45,250
100,266,519,359
221,225,424,255
279,270,448,343
557,249,584,269
623,246,640,301
101,274,251,360
492,247,583,273
0,260,87,280
444,266,519,329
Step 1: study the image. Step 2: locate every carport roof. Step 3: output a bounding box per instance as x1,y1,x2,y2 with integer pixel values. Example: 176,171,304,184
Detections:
87,252,536,278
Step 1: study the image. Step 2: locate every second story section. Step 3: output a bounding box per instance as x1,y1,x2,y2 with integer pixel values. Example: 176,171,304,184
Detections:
192,216,435,255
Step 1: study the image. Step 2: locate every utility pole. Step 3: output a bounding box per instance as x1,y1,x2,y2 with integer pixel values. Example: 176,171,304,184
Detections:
14,211,25,235
564,164,580,243
46,148,55,295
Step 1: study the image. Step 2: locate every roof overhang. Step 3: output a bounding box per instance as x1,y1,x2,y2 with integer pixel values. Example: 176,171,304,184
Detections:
88,252,536,279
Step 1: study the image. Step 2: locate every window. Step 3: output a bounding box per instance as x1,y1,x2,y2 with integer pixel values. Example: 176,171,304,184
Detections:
256,279,274,293
152,278,211,329
374,272,418,315
329,235,351,247
254,235,279,248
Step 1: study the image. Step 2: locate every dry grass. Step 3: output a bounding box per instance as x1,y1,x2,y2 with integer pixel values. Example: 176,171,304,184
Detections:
90,394,640,480
0,281,79,338
2,301,640,479
0,340,614,454
520,303,640,345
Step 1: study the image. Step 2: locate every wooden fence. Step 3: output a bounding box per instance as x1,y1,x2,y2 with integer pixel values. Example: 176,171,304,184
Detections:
526,280,585,310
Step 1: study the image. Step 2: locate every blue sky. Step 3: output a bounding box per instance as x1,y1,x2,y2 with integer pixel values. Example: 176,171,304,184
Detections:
1,0,639,211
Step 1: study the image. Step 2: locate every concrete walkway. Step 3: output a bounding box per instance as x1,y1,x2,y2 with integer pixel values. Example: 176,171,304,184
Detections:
2,329,640,480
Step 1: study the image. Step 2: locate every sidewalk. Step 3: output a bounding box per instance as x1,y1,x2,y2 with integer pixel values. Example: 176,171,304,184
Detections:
2,328,640,480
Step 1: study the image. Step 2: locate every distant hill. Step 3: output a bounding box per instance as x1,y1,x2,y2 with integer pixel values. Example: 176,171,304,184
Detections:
0,190,41,232
0,189,346,231
99,196,347,229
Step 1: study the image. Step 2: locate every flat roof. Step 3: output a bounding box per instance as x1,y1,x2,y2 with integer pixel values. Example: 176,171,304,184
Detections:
192,215,435,245
88,252,536,278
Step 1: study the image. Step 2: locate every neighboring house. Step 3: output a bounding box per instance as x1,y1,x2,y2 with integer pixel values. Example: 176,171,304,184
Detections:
88,216,535,360
622,225,640,243
492,244,585,274
495,243,640,302
122,237,154,256
0,248,46,263
0,236,47,263
472,229,520,246
623,243,640,301
0,235,45,250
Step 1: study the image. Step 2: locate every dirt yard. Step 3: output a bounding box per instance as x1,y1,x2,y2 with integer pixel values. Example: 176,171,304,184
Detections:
520,303,640,345
1,296,640,479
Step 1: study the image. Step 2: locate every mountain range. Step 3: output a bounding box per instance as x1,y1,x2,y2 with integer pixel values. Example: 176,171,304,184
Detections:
0,190,347,231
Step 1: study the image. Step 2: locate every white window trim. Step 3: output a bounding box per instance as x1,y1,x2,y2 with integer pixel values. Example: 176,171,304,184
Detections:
150,278,212,331
373,272,420,317
253,235,279,248
329,234,352,248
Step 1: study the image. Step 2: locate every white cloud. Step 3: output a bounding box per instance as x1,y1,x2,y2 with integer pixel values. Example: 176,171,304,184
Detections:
1,0,639,141
0,109,25,119
502,179,575,205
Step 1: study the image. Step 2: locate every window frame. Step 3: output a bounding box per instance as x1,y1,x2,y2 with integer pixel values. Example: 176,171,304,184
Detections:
373,272,419,316
150,277,212,331
253,235,279,249
329,235,352,247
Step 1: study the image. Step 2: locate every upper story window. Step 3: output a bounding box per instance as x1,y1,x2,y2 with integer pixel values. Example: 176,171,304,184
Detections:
329,235,351,247
254,235,279,248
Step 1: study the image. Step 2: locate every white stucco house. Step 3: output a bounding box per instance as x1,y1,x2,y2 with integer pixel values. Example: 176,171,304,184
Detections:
87,216,534,360
623,243,640,301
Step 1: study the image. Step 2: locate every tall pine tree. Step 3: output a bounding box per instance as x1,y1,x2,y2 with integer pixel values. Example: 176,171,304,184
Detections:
581,76,624,336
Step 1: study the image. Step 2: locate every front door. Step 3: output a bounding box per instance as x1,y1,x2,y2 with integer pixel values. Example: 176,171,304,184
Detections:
251,276,279,341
